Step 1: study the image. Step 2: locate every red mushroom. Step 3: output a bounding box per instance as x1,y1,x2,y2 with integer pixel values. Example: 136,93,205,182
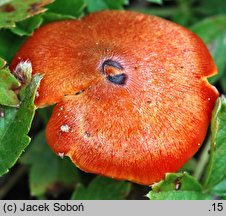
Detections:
10,10,219,185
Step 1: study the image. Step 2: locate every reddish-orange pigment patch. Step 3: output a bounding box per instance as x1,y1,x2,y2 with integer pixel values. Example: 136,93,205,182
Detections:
10,10,219,185
1,4,15,13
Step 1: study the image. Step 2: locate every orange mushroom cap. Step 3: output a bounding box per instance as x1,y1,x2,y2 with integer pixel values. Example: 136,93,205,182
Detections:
10,10,219,185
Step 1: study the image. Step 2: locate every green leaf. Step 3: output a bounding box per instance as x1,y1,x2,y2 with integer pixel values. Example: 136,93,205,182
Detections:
85,0,128,12
0,57,6,69
190,15,226,44
147,173,211,200
146,0,163,4
71,176,131,200
85,0,108,12
170,0,196,27
135,7,178,18
47,0,86,18
21,131,80,197
0,73,41,176
104,0,129,9
196,0,226,16
0,65,20,107
220,76,226,94
0,0,54,29
10,15,43,36
0,29,26,62
190,16,226,84
203,96,226,190
180,158,197,173
211,179,226,197
208,31,226,84
42,12,75,24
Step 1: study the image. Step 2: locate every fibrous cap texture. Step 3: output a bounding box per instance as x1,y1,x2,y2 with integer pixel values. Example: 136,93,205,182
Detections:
10,10,219,185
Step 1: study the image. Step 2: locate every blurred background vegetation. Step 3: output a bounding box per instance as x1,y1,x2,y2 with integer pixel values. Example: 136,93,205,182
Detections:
0,0,226,200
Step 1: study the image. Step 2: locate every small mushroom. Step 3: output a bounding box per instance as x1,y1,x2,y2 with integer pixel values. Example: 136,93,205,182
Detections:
10,10,219,185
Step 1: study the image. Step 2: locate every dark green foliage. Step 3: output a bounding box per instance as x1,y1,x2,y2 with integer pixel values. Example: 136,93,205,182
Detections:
72,176,131,200
0,64,41,176
203,97,226,190
147,173,211,200
20,131,81,197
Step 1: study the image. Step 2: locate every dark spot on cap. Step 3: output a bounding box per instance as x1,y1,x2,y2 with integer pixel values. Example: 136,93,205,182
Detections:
75,90,85,95
102,59,123,71
106,73,127,85
85,131,91,137
102,59,127,85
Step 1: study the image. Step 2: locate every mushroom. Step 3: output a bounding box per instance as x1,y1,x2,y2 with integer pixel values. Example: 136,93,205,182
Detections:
10,10,219,185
